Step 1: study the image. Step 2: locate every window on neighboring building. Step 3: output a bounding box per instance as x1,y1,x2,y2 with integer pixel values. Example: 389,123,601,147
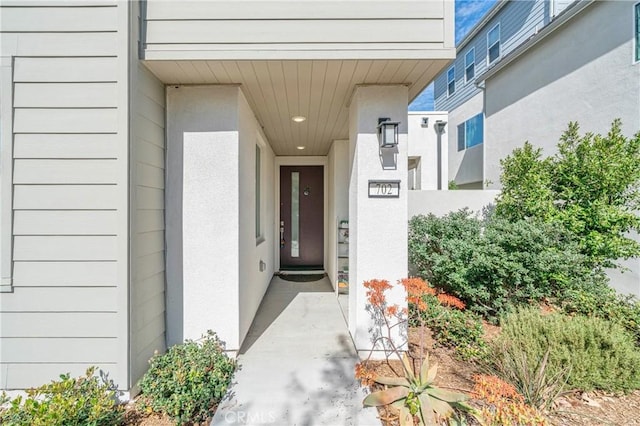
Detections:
488,24,500,64
465,48,475,82
255,144,262,240
447,67,455,96
635,2,640,62
457,113,484,151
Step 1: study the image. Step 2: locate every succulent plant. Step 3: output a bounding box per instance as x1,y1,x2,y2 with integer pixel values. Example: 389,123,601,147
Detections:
363,354,471,426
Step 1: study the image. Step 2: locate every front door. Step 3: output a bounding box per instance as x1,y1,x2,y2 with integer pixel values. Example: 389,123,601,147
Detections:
279,166,324,269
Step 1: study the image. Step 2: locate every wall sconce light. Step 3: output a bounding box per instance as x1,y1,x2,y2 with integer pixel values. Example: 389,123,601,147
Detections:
421,117,429,127
377,117,400,148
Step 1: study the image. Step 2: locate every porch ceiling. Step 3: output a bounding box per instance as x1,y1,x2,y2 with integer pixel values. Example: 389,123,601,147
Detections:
144,59,448,156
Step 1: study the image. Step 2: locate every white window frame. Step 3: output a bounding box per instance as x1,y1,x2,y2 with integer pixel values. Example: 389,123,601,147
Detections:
465,47,475,83
457,113,484,152
255,143,263,242
447,66,455,97
487,23,501,65
634,2,640,64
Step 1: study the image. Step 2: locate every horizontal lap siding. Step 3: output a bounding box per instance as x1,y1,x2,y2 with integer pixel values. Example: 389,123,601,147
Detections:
0,3,127,390
435,0,546,111
143,1,450,58
146,20,444,44
130,62,166,389
1,364,117,390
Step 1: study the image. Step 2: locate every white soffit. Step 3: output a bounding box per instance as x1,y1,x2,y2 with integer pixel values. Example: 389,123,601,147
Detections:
143,59,447,156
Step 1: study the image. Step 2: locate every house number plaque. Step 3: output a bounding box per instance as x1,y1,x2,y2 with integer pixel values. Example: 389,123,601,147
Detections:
368,180,400,198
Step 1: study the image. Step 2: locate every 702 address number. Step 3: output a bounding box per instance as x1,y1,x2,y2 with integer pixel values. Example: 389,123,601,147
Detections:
368,180,400,198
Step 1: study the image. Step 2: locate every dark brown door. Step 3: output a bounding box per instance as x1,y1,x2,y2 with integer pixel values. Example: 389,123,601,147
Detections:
280,166,324,269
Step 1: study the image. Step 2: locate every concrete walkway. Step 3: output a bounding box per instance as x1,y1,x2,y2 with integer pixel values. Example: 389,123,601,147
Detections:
211,276,380,426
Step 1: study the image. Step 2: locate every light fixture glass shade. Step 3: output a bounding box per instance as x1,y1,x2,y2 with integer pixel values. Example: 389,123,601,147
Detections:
377,119,400,148
384,125,395,145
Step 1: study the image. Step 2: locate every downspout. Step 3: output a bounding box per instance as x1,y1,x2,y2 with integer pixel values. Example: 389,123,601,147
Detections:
434,121,448,190
474,80,487,188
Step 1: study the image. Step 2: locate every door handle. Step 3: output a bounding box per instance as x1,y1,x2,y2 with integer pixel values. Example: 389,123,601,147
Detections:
280,221,285,248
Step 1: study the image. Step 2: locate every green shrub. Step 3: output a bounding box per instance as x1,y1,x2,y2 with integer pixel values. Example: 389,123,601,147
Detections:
492,307,640,397
496,120,640,268
409,294,488,361
559,283,640,344
409,210,603,320
0,367,124,426
138,330,236,425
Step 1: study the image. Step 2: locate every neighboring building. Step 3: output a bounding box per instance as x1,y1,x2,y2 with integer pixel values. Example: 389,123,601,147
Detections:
0,1,455,393
433,0,574,188
408,111,449,191
432,0,640,295
479,0,640,296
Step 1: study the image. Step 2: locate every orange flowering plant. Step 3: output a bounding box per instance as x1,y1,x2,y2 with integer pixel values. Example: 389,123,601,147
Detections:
472,374,548,426
356,277,473,425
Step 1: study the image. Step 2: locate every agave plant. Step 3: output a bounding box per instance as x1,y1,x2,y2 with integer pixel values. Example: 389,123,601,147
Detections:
363,354,470,426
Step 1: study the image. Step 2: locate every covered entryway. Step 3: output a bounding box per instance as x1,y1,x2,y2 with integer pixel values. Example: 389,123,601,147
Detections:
147,0,455,358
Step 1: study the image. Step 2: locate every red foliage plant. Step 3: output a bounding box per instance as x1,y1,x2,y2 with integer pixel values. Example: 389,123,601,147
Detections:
472,374,548,426
363,279,392,308
399,277,435,311
437,293,466,310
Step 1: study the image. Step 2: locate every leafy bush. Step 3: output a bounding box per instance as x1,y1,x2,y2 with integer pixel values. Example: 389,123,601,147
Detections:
491,307,640,398
559,283,640,345
0,367,124,426
496,120,640,268
138,331,236,425
409,210,603,320
409,293,488,361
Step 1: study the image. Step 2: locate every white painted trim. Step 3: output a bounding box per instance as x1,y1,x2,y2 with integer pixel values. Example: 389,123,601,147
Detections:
487,22,501,66
0,54,14,292
254,114,270,247
634,1,640,64
464,47,475,84
142,48,457,62
408,110,449,115
446,65,455,97
118,1,131,390
273,156,328,272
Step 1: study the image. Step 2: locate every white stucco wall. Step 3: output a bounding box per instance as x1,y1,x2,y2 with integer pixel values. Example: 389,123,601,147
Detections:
484,1,640,187
408,112,448,190
237,90,276,344
166,86,240,349
408,190,499,219
447,92,484,187
482,1,640,296
348,85,409,355
327,140,349,289
166,85,276,351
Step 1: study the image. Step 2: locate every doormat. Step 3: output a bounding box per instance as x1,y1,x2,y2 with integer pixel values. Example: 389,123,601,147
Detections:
278,273,326,282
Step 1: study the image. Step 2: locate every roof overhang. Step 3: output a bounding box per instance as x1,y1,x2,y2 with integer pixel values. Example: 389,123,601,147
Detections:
144,58,452,156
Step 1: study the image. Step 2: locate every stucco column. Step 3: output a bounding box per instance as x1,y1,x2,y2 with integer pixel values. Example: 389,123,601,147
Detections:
348,85,409,356
166,86,241,352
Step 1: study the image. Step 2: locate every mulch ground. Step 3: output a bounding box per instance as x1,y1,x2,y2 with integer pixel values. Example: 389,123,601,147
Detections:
364,326,640,426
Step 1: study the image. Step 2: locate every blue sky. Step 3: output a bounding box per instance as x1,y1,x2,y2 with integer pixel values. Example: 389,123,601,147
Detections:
409,0,497,111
